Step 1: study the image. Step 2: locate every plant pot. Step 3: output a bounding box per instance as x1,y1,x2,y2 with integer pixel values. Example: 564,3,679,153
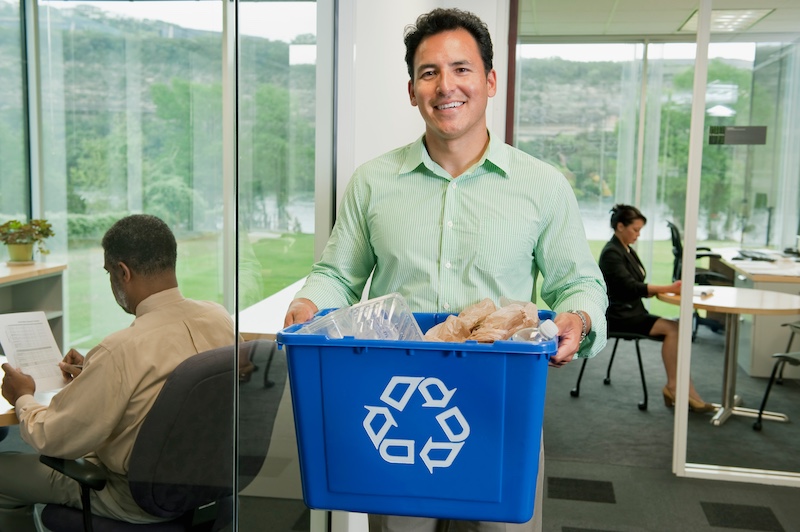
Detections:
6,243,34,263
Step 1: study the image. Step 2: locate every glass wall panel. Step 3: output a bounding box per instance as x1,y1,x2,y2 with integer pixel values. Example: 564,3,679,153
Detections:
683,40,800,477
0,0,29,224
236,1,317,529
513,44,677,310
517,37,800,481
237,0,317,309
37,0,225,348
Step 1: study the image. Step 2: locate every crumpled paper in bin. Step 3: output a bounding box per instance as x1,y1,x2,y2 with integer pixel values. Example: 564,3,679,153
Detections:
424,298,540,343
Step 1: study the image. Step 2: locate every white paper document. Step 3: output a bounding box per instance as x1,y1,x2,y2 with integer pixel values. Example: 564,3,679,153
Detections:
0,311,65,392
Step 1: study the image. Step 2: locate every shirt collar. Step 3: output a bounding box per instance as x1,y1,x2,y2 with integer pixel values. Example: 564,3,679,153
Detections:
399,131,511,179
135,287,184,317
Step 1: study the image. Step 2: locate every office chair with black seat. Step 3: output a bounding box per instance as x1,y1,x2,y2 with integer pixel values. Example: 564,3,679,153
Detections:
571,331,664,410
37,340,275,532
667,221,730,340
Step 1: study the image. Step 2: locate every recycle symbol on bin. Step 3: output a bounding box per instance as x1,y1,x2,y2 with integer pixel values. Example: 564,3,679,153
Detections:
362,376,470,473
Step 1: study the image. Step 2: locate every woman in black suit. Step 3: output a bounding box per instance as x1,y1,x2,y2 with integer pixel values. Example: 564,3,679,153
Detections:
599,204,713,412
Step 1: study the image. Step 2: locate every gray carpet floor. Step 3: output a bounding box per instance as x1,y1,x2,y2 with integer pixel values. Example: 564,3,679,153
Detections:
541,323,800,531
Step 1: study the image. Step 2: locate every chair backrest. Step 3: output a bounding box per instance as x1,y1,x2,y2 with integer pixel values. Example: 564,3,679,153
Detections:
666,221,683,282
127,340,268,520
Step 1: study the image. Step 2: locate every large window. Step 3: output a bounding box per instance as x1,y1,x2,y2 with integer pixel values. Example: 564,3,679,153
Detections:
0,0,29,222
238,0,317,309
513,42,798,316
515,37,800,480
37,0,225,348
18,0,326,529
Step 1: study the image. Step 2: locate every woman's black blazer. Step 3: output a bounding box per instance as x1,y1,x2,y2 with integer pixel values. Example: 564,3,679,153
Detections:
598,235,651,322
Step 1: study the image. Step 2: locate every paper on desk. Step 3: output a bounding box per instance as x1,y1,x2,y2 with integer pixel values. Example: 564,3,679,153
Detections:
693,287,714,298
0,311,65,392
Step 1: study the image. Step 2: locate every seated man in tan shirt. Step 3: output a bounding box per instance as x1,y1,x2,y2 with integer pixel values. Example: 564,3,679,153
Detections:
0,214,237,530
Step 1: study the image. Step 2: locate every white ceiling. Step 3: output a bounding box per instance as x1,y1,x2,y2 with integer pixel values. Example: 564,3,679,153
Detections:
519,0,800,42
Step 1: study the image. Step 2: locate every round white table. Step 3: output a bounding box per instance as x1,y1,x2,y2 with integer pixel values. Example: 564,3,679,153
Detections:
657,285,800,426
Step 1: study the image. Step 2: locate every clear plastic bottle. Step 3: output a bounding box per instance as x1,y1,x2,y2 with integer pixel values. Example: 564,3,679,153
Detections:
511,319,558,343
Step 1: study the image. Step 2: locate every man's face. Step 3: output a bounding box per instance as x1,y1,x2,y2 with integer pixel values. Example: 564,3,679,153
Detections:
408,28,497,144
104,258,132,314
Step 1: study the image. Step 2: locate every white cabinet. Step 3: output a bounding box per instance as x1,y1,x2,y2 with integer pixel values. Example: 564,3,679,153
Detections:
0,263,66,352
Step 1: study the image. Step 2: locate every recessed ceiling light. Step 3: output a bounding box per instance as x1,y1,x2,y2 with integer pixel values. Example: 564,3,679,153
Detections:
679,9,774,33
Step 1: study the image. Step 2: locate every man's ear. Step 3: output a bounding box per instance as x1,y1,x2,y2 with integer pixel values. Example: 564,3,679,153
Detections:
118,261,132,282
486,69,497,98
408,80,418,107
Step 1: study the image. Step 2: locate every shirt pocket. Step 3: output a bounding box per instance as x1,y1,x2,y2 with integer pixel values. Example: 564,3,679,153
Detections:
456,219,535,278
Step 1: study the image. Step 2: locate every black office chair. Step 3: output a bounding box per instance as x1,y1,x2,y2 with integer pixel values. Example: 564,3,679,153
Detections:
667,221,730,340
752,352,800,431
570,331,663,411
775,321,800,385
38,340,275,532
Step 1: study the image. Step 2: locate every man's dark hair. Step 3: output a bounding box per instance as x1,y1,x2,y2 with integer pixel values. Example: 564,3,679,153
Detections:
609,204,647,229
102,214,177,275
404,8,493,80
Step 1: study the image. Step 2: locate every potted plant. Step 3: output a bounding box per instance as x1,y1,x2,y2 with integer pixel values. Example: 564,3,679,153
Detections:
0,219,55,264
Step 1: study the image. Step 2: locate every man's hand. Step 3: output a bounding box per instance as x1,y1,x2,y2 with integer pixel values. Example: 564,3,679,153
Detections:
1,364,36,405
550,311,590,368
283,298,319,328
59,348,85,382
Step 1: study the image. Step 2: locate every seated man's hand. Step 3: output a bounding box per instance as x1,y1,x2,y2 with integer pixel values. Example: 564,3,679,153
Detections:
1,364,36,405
59,348,85,382
283,298,319,328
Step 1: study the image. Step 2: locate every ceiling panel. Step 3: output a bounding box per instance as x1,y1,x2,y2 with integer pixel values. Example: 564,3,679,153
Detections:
519,0,800,40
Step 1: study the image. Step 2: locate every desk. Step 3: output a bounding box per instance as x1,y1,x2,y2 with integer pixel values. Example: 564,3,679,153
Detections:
710,248,800,378
238,277,307,340
0,262,67,352
657,286,800,426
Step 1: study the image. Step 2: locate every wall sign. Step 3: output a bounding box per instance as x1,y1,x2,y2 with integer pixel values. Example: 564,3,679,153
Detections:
709,126,767,145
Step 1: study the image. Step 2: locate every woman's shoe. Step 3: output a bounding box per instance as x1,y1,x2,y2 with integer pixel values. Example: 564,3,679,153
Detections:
662,386,675,407
688,398,716,413
662,386,716,413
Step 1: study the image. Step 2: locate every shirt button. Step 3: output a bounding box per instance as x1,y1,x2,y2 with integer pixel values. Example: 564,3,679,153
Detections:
445,261,452,269
451,183,457,189
447,220,454,228
443,302,451,310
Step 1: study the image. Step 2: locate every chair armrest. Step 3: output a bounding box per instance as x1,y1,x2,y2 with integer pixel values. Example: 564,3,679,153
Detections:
696,251,721,259
694,270,731,284
40,456,108,492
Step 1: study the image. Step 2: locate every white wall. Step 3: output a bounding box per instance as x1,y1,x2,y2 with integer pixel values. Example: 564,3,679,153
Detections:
335,0,509,207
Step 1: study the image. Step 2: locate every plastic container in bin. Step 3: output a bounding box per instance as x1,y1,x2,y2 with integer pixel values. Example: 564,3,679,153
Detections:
297,293,424,341
277,309,556,523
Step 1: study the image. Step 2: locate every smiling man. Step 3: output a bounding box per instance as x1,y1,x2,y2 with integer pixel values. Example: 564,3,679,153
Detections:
284,8,607,532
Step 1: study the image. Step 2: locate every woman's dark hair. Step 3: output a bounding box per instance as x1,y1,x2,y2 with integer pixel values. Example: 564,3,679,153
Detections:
403,8,494,80
102,214,177,276
609,204,647,229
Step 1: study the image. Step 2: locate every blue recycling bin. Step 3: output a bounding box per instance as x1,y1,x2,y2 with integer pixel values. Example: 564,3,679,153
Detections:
277,310,555,523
